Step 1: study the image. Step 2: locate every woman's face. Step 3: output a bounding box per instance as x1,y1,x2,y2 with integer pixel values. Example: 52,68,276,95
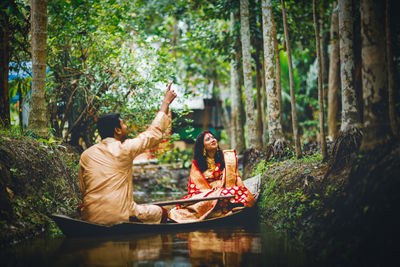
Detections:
203,133,218,152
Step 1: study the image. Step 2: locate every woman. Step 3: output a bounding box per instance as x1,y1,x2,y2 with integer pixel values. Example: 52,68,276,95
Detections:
169,131,255,223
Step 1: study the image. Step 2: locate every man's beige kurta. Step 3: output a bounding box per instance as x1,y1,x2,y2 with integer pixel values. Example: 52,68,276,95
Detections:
78,112,170,225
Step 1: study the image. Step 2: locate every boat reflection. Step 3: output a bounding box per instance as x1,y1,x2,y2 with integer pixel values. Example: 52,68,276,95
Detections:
0,224,309,266
61,228,260,266
178,230,261,266
78,235,172,266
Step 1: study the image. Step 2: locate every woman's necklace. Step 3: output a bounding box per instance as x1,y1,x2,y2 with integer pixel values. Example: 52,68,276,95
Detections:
206,156,216,170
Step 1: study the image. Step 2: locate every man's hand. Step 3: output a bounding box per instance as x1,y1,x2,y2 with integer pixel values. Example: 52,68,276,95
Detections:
160,81,177,114
164,81,177,104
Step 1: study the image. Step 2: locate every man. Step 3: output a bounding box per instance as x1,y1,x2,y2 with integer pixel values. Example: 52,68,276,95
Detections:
78,82,177,225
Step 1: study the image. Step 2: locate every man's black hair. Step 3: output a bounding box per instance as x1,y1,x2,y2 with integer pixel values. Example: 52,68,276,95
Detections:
97,113,121,139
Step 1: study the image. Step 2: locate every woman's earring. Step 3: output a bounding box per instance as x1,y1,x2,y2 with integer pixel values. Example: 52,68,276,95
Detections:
217,147,220,152
203,148,206,156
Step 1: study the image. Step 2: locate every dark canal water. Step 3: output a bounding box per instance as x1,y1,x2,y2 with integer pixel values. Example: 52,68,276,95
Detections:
1,192,309,266
1,223,309,267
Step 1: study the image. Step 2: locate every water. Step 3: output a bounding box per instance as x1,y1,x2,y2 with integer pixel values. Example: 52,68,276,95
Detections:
1,190,309,266
0,223,308,267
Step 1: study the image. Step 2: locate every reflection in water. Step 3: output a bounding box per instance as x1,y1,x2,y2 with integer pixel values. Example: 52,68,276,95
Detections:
0,224,308,266
78,235,171,266
61,228,260,266
186,231,256,253
177,230,260,266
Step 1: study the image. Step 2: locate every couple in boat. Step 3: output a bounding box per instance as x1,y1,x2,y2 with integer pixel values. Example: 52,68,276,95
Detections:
78,82,255,226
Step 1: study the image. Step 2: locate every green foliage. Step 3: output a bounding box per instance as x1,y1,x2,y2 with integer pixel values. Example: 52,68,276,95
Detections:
0,136,81,243
252,159,280,177
8,77,31,101
299,152,322,163
6,0,337,146
0,125,36,140
45,0,180,143
260,185,325,232
299,119,319,142
257,157,340,238
2,0,31,66
158,148,193,169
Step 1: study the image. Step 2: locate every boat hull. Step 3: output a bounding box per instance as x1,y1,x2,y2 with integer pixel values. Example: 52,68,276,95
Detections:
51,175,261,237
51,206,257,237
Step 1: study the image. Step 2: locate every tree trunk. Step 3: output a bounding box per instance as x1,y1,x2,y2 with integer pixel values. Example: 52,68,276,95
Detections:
230,11,246,153
338,0,361,131
28,0,49,137
281,0,302,158
319,1,329,100
327,1,340,140
313,0,327,160
250,0,264,149
255,46,264,148
360,0,391,151
262,0,284,145
386,0,398,136
272,15,282,119
0,11,10,127
240,0,259,149
261,32,268,148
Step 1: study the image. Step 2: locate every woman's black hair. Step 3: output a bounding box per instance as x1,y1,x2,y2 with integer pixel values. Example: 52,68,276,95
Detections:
193,130,225,173
97,113,121,139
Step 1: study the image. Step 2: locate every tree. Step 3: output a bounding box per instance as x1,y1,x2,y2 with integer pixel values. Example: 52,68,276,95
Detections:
386,0,398,137
327,1,340,140
338,0,361,132
328,0,364,170
0,7,10,127
281,0,302,158
262,0,285,149
272,15,282,120
230,11,246,153
254,36,264,149
318,0,330,99
313,0,327,160
28,0,48,137
240,0,259,149
360,0,391,151
249,0,264,149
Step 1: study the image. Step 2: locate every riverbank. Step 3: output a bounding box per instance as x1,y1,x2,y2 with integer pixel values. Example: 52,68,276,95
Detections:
0,133,81,246
253,141,400,266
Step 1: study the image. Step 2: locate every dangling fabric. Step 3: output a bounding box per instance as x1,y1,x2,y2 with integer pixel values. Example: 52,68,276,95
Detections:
168,150,255,223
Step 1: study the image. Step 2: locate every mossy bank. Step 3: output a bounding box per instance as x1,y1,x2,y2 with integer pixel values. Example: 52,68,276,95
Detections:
0,133,81,247
253,142,400,266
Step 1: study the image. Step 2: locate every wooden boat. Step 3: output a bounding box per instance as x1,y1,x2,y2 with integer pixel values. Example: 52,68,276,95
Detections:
51,174,261,237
